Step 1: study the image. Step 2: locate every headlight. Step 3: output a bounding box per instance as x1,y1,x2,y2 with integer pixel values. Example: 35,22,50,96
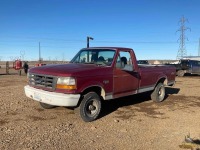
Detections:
56,77,76,90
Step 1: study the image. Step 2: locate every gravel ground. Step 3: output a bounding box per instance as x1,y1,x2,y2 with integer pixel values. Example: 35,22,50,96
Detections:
0,74,200,150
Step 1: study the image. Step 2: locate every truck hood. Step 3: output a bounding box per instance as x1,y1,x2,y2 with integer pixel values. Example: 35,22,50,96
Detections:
29,63,112,77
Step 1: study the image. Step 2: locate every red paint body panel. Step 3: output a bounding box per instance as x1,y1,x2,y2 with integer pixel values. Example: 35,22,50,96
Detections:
139,65,174,87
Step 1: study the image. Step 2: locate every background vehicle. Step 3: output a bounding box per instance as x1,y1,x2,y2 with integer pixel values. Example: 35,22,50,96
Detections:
137,60,149,65
24,47,176,122
169,59,200,77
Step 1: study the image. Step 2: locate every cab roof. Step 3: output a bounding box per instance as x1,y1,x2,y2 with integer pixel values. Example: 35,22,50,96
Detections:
81,47,133,51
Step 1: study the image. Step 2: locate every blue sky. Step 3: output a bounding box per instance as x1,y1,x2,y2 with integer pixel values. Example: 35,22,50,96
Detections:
0,0,200,61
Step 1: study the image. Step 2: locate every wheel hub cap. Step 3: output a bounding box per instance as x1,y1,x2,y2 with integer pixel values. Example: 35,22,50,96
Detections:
89,105,96,111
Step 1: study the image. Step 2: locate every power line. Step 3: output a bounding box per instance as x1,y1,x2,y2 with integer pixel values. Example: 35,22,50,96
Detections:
96,40,170,44
1,35,199,45
0,40,199,46
1,36,86,42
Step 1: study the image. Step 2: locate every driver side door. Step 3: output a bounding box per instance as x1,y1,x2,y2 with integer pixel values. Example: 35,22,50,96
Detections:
113,51,139,98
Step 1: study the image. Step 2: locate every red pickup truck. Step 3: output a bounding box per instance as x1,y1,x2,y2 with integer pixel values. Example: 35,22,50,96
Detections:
24,47,176,122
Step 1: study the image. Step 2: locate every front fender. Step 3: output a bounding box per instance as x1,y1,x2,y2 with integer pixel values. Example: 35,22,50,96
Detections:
80,81,105,93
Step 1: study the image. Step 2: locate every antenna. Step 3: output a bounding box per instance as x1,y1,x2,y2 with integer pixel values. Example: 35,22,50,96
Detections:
176,16,191,60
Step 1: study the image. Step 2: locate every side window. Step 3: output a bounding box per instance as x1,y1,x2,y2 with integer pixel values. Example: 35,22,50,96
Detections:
192,61,198,66
115,51,133,71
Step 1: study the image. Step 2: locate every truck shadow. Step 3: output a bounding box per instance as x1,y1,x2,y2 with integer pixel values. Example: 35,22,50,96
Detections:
100,87,180,119
164,87,180,99
101,92,151,118
183,74,200,78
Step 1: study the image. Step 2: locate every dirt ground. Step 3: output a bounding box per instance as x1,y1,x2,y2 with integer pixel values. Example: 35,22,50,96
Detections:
1,73,200,150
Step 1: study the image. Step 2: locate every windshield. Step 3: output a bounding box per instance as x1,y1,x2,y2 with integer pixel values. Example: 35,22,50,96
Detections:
71,49,116,66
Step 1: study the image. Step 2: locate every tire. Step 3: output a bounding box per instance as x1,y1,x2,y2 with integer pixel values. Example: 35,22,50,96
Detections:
151,83,165,103
39,102,55,109
78,92,102,122
177,70,185,77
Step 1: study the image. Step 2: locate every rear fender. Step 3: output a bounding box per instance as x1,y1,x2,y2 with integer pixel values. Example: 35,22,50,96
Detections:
155,74,167,87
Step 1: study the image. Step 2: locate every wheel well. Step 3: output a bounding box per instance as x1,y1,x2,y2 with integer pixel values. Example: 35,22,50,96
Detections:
157,78,167,86
74,86,105,108
81,86,105,100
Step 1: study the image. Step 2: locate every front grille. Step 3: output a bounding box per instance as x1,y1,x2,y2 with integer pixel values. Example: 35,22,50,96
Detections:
29,73,56,90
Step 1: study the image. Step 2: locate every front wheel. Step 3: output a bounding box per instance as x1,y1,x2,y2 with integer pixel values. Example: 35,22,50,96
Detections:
151,83,165,102
77,92,102,122
39,102,55,109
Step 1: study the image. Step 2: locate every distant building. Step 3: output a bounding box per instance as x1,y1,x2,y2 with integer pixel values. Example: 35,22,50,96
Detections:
182,56,200,61
153,60,161,64
148,60,177,65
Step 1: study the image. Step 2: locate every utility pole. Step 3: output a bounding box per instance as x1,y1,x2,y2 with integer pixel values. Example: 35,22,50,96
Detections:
39,42,41,63
176,16,191,60
87,36,94,48
198,38,200,56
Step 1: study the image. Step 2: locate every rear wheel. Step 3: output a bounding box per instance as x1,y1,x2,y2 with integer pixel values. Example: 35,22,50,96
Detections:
77,92,102,122
177,70,185,77
39,102,55,109
151,83,165,102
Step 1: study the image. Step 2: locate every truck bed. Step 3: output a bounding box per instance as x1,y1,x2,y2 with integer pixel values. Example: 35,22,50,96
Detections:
138,64,175,88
